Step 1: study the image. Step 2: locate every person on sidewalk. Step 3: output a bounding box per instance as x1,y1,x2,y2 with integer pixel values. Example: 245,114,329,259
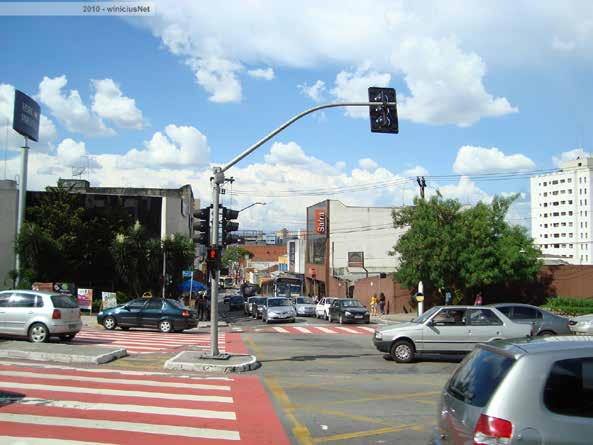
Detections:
204,295,211,321
197,293,206,321
370,294,378,316
379,293,386,315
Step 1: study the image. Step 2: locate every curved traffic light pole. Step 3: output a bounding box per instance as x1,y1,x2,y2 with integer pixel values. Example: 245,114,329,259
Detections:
206,100,397,358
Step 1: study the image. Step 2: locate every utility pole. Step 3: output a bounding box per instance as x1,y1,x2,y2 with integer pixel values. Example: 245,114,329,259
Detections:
205,91,398,359
416,176,426,199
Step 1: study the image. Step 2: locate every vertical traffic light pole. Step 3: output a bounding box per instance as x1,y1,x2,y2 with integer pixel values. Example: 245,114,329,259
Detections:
207,96,397,359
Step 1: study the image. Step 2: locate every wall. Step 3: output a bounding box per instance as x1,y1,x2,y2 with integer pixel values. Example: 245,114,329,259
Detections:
0,180,17,288
353,276,415,314
329,200,405,275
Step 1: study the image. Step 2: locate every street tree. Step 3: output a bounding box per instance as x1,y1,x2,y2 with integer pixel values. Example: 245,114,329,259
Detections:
390,193,541,303
221,246,254,269
162,233,195,298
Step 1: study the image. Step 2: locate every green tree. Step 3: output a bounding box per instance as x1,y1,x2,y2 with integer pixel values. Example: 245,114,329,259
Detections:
222,246,254,268
390,193,541,302
162,233,195,298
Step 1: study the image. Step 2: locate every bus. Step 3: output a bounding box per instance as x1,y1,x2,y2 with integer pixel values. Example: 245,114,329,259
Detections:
219,276,234,289
260,276,303,298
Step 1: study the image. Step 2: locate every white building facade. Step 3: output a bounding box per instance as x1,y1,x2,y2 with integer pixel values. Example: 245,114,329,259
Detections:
531,157,593,264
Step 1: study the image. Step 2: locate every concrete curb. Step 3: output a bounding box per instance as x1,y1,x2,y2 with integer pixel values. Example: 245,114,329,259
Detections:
164,352,260,373
0,347,127,364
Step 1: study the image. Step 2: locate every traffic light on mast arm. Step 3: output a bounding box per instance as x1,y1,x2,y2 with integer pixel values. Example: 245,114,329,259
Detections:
368,87,398,134
192,206,211,245
221,207,239,246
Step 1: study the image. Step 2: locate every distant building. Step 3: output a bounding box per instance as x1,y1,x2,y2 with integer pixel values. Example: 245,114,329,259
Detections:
0,180,18,288
304,200,407,298
531,157,593,265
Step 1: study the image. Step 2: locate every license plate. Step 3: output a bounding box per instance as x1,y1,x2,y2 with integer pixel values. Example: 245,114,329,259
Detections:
355,315,363,319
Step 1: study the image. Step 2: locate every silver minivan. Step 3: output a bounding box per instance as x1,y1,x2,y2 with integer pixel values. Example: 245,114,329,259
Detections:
0,290,82,343
373,305,532,363
432,337,593,445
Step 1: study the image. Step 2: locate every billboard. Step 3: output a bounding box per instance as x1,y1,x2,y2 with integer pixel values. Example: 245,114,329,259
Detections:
315,209,326,235
101,291,117,310
13,90,40,142
348,252,365,268
77,288,93,310
288,241,295,272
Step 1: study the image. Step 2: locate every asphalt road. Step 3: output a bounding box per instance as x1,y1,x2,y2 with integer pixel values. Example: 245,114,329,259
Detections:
221,304,462,445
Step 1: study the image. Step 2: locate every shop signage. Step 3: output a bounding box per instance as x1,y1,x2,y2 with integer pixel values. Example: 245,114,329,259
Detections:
315,209,326,234
102,291,117,309
13,90,40,142
77,288,93,310
347,251,365,268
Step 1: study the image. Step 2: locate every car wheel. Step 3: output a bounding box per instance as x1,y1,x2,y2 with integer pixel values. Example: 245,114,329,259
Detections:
159,319,173,333
339,314,344,324
59,333,76,341
28,323,49,343
538,330,555,337
103,316,116,330
390,340,415,363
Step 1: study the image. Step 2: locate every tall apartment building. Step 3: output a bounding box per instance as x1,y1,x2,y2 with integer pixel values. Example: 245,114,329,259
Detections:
531,157,593,264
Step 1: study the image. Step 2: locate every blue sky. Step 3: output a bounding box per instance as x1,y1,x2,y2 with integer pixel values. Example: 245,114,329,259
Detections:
1,1,592,231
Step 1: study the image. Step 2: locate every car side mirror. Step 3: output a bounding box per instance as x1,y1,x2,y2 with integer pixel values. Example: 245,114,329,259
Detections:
124,306,131,311
427,319,434,327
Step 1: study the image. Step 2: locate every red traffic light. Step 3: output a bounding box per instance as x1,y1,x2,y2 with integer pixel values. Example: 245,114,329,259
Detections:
209,249,217,260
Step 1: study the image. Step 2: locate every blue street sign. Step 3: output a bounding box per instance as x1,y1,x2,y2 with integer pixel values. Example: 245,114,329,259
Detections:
13,90,40,142
182,270,193,278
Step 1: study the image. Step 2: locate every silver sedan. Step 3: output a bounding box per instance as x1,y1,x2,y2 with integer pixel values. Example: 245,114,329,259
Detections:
569,313,593,335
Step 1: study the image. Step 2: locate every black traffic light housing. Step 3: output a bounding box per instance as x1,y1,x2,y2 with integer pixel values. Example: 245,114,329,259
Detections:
193,206,211,245
221,207,239,246
368,87,398,134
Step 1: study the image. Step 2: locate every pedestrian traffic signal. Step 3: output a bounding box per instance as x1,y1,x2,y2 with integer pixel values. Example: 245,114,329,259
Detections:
368,87,398,134
206,245,221,270
221,207,239,246
193,206,211,245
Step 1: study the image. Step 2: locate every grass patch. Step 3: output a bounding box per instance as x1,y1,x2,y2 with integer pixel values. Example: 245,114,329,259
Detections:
542,297,593,316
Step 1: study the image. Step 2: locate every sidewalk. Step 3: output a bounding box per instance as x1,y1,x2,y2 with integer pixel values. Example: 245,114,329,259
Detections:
371,312,416,324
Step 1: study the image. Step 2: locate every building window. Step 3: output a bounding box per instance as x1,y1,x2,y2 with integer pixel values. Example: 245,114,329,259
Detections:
562,211,566,215
580,178,583,184
553,180,558,185
570,233,574,238
562,222,566,226
561,190,566,194
569,200,573,204
570,222,574,227
568,178,572,183
544,203,548,207
544,182,548,186
569,211,573,215
544,234,548,238
554,244,560,248
544,224,548,228
569,189,573,194
553,191,559,195
544,192,548,197
561,201,566,205
561,179,566,184
570,244,573,248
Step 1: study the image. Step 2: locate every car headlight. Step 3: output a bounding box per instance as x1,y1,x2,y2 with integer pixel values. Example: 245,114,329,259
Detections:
345,311,352,316
375,331,382,339
364,311,369,316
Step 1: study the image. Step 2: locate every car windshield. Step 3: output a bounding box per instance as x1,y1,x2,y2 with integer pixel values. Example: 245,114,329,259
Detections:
254,298,267,305
412,306,440,323
51,294,78,308
342,300,363,308
268,298,292,307
296,297,313,304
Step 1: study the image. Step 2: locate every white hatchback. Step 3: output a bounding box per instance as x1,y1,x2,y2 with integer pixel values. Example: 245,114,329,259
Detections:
0,290,82,343
315,297,337,320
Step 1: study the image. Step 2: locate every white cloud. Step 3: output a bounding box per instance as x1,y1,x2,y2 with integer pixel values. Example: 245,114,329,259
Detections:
435,176,491,204
140,1,541,126
120,124,210,169
553,148,590,168
298,80,326,103
187,57,242,103
91,79,145,129
38,75,114,137
56,138,87,166
402,165,429,177
330,67,391,119
358,158,378,171
247,68,275,80
453,145,535,175
0,83,56,153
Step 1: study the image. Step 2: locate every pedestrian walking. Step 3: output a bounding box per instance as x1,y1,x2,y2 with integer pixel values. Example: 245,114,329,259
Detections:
204,295,211,321
197,293,206,321
474,292,483,306
445,291,452,306
370,294,378,316
379,292,386,315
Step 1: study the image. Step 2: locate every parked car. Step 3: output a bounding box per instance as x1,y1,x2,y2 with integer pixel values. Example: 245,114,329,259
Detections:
97,297,197,333
0,290,82,343
262,297,296,324
250,297,268,319
490,303,572,336
569,313,593,335
228,294,244,311
244,296,256,315
328,298,370,324
373,305,532,363
315,297,337,320
431,336,593,445
294,296,316,317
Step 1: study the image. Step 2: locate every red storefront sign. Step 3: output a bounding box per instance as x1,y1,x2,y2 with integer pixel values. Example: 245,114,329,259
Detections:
315,209,326,234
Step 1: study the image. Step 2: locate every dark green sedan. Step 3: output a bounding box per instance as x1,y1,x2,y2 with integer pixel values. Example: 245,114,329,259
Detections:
97,298,197,333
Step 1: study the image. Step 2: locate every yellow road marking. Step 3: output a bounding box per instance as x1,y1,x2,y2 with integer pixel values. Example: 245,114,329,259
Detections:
265,377,313,445
244,335,264,360
416,399,437,406
300,407,393,426
312,423,422,443
293,390,440,408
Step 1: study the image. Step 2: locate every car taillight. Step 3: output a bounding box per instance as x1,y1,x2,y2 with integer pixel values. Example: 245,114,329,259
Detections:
52,309,61,320
182,310,189,317
473,414,513,445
